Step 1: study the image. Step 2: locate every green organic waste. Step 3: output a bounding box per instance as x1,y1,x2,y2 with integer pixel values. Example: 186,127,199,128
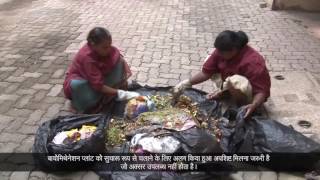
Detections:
149,95,173,110
149,94,198,118
106,119,126,146
137,108,187,123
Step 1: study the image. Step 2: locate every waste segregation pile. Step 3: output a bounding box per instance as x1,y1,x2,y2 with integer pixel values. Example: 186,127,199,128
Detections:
52,125,97,145
106,94,218,151
33,83,320,179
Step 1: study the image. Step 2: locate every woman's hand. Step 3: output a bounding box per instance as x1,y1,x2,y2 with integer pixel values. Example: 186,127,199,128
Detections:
243,103,257,119
116,90,140,101
206,90,224,100
173,79,192,94
243,92,267,119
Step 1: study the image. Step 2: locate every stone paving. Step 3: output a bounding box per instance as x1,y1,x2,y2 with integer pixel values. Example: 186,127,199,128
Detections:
1,0,320,179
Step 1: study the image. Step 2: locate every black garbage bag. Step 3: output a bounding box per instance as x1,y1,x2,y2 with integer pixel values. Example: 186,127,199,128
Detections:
173,127,222,153
218,107,320,171
219,107,320,153
32,114,109,171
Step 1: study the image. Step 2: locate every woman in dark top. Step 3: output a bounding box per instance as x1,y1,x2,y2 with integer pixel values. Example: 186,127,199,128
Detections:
63,27,139,113
174,30,271,118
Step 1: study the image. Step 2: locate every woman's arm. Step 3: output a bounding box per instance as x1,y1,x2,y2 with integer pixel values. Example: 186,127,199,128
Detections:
244,92,267,118
189,72,212,85
100,85,140,101
173,71,212,94
100,85,118,96
251,92,267,107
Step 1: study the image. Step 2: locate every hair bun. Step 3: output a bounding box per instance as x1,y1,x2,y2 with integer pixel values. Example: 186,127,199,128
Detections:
236,31,249,47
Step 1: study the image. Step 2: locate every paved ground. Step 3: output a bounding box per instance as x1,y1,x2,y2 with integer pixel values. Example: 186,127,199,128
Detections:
1,0,320,179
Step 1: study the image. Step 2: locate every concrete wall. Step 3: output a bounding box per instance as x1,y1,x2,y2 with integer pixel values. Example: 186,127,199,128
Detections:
267,0,320,11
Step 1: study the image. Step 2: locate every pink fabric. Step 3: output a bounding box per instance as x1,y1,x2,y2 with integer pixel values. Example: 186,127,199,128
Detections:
202,45,271,98
63,44,121,99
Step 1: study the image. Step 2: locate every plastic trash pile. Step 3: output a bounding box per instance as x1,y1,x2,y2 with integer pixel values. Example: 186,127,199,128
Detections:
52,125,97,145
131,133,181,153
124,96,155,119
33,114,106,171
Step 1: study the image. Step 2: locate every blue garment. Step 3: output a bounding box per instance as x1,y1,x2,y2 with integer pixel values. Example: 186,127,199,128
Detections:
70,60,124,113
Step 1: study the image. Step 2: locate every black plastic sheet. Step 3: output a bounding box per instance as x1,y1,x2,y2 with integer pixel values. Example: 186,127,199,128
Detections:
218,107,320,153
173,127,222,153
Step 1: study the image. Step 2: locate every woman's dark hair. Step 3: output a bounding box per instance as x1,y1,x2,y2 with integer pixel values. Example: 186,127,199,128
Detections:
87,27,112,45
214,30,249,51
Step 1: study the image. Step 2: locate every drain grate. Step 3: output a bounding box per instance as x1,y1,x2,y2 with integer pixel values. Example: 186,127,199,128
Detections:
274,75,285,80
298,120,312,128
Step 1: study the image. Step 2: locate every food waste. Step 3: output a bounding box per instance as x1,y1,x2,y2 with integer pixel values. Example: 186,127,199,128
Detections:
106,94,220,146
